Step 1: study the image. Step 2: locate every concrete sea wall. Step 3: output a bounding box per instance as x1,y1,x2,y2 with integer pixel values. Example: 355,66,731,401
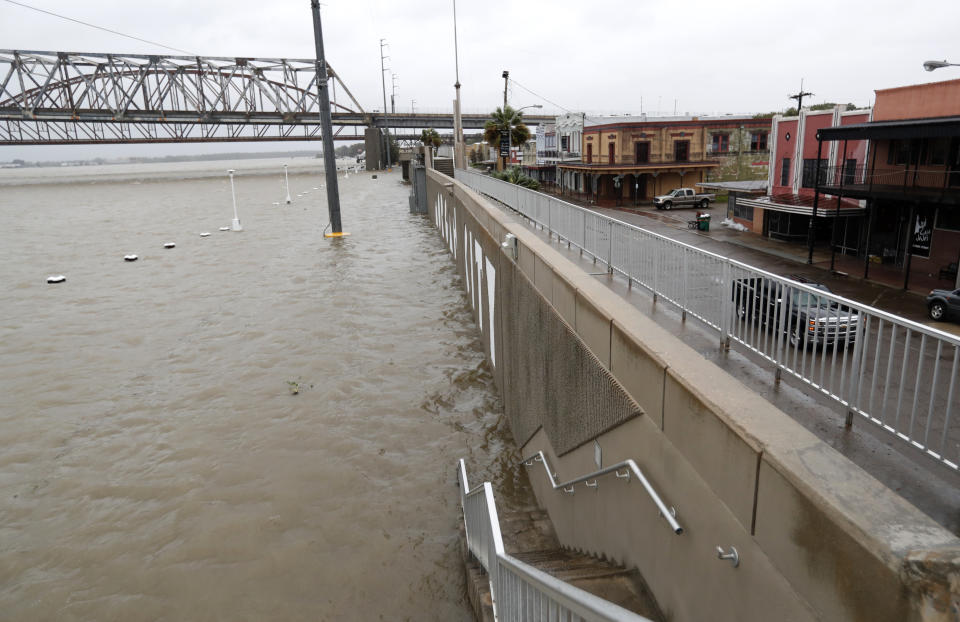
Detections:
426,168,960,622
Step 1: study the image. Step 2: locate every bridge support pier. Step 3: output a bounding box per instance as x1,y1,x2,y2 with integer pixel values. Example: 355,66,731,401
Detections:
365,127,384,171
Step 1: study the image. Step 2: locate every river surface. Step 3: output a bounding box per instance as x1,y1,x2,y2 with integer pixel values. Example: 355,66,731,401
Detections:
0,159,527,620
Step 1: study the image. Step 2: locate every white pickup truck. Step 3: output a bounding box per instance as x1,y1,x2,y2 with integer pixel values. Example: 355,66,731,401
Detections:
652,188,715,210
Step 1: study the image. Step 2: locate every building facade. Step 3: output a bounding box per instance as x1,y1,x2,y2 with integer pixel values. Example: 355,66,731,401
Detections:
740,80,960,290
819,81,960,289
557,115,771,206
738,107,871,240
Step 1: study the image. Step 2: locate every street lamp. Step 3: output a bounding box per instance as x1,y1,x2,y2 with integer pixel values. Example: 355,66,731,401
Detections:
924,60,960,72
227,169,242,232
516,104,543,114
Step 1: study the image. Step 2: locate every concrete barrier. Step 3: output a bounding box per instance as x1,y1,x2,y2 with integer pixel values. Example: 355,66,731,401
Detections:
427,169,960,622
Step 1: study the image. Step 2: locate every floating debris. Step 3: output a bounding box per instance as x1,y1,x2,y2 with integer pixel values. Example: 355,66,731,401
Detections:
219,226,230,231
46,274,66,284
200,232,211,237
124,254,138,262
164,242,176,249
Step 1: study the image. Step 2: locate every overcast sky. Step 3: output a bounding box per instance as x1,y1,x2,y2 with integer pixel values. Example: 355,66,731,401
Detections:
2,0,959,160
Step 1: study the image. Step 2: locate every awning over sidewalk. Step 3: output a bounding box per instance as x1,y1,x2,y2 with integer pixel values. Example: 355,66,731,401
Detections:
696,180,767,194
817,115,960,141
738,192,865,217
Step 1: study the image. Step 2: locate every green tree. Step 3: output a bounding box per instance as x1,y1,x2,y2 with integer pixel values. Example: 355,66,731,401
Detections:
484,106,532,168
492,166,540,190
420,128,442,150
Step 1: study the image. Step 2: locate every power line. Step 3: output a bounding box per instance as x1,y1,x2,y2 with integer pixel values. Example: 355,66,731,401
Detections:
507,77,571,114
2,0,196,55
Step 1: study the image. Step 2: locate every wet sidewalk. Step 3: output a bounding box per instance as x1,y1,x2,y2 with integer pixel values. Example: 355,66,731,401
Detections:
547,193,960,338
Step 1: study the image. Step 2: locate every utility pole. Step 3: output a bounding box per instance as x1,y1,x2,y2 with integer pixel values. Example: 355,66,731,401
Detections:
310,0,344,237
391,74,398,114
379,39,392,169
789,78,814,113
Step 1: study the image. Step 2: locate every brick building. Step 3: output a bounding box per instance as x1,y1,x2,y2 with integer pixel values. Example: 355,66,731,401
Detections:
737,107,871,240
557,115,771,205
740,80,960,290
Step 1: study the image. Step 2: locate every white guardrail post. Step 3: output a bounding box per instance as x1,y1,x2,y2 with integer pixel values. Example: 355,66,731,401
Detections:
607,219,614,274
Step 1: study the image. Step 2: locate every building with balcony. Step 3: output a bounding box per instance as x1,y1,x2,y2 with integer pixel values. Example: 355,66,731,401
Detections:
556,112,584,162
737,107,871,244
740,79,960,290
557,115,771,206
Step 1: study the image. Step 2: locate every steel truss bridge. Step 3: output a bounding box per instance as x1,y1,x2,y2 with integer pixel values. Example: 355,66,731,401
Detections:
0,50,551,146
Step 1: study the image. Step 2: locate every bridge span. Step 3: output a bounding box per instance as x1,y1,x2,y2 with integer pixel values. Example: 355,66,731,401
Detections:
0,50,551,146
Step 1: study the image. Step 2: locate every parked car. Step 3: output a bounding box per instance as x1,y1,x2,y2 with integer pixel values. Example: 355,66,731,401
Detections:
652,188,715,210
926,287,960,322
732,277,859,348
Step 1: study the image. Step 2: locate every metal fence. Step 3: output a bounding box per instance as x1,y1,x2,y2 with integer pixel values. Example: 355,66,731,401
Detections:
455,168,960,472
457,459,654,622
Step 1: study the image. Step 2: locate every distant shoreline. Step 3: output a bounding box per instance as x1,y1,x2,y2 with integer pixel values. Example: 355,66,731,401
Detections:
0,155,364,187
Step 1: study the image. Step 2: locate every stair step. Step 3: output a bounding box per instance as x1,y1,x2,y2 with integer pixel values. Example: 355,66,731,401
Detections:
497,510,559,555
462,502,665,621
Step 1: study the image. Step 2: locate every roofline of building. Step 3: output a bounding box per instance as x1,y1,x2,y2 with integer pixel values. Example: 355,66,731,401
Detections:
584,118,773,132
874,77,960,96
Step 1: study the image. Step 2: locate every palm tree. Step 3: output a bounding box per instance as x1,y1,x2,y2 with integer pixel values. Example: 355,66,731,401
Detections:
420,128,442,150
483,106,531,169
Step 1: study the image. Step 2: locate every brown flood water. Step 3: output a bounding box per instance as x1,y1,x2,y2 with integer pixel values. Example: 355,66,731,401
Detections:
0,161,529,620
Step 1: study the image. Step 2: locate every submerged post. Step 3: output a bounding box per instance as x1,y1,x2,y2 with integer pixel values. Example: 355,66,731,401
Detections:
311,0,345,237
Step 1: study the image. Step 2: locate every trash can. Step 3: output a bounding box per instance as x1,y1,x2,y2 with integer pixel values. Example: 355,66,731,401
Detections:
697,213,711,232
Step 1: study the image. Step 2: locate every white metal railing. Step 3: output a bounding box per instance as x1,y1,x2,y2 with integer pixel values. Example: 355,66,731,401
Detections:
457,459,654,622
519,452,683,535
455,168,960,472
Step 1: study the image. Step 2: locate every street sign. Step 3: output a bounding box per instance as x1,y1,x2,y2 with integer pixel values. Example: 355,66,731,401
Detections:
499,131,510,157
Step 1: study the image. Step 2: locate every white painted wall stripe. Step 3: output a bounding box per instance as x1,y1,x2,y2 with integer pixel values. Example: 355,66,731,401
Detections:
485,256,496,368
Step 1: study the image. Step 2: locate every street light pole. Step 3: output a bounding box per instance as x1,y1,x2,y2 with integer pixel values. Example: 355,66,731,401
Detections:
452,0,464,170
924,60,960,71
310,0,344,236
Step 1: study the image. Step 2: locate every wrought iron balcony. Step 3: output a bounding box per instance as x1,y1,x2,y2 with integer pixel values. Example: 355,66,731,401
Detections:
564,153,720,168
816,163,960,202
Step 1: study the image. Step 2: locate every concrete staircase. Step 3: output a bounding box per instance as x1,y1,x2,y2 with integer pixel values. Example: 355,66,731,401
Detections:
463,507,665,622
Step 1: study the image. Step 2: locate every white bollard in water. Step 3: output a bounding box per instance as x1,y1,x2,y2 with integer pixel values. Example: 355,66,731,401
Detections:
283,164,292,204
228,169,243,232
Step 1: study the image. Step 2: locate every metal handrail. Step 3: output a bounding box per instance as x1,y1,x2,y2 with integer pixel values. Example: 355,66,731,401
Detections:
520,451,683,535
454,168,960,472
456,459,654,622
